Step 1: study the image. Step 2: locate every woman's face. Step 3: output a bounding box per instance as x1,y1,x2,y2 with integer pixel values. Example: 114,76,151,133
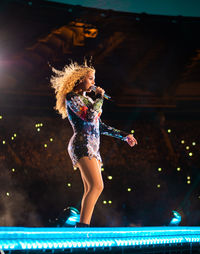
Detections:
80,71,95,92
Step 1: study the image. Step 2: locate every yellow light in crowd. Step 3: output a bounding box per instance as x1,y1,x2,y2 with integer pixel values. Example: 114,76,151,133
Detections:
103,201,107,204
187,176,190,180
44,144,47,148
37,128,40,132
101,167,104,171
67,183,71,187
35,123,43,127
11,137,14,140
108,176,112,180
50,138,53,142
12,168,15,172
3,140,6,144
186,146,189,150
167,129,171,133
192,142,196,146
181,140,185,144
177,167,181,171
127,188,131,192
189,152,193,156
131,130,135,134
14,133,17,137
108,200,112,204
157,184,161,188
187,180,191,184
0,115,2,119
158,167,162,171
6,192,10,196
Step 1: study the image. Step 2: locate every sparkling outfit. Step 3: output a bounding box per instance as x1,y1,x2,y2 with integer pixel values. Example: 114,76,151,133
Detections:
66,91,130,169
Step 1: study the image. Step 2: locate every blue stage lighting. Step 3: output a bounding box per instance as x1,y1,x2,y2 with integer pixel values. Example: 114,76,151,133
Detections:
0,226,200,251
49,206,80,227
65,207,80,226
169,211,181,226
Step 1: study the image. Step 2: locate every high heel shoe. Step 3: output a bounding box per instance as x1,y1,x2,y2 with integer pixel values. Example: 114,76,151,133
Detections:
75,222,90,228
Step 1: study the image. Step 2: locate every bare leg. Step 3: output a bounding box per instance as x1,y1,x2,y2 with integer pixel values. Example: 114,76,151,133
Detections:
77,156,104,225
79,168,89,212
79,159,102,215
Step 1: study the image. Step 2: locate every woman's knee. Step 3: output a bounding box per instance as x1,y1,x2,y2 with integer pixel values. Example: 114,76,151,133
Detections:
83,180,104,197
89,181,104,193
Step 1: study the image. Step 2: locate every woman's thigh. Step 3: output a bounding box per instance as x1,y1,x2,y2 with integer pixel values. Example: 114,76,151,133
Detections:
77,156,104,190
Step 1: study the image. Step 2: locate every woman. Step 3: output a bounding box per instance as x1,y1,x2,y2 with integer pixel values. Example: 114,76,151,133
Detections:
50,61,137,227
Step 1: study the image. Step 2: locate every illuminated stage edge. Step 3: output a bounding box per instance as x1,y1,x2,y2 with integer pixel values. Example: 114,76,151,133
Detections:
0,226,200,253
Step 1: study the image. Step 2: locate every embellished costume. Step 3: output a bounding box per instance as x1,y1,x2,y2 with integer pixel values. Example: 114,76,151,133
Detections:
66,91,130,169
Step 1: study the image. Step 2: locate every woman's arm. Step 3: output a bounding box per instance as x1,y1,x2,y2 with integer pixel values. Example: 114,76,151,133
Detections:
66,92,103,122
99,119,130,141
100,119,138,146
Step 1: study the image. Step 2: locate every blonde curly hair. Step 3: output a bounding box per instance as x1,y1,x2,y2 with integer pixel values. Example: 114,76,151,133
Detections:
50,60,95,119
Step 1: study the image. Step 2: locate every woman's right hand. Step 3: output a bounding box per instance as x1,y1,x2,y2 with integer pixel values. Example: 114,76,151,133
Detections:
95,86,105,97
125,134,138,147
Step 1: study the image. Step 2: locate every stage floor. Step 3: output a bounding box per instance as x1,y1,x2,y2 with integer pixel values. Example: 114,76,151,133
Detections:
0,226,200,253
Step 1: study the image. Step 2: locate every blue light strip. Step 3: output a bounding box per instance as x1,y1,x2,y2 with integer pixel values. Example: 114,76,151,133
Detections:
0,226,199,251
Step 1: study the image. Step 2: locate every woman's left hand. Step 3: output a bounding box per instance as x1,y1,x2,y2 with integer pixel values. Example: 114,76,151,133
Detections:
125,134,138,147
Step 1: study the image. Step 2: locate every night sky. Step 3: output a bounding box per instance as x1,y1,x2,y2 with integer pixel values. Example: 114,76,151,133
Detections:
46,0,200,17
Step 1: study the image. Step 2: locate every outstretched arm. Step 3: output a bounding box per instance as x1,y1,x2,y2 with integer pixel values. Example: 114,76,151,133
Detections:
66,92,103,122
100,118,130,141
99,119,138,146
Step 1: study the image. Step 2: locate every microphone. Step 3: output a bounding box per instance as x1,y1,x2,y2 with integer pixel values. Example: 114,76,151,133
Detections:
90,85,112,101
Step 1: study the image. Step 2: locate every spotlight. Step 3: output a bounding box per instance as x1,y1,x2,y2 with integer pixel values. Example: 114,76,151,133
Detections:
49,207,80,227
64,207,80,226
169,211,181,226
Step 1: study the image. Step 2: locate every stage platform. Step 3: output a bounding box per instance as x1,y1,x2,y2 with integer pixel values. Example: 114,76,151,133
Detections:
0,226,200,253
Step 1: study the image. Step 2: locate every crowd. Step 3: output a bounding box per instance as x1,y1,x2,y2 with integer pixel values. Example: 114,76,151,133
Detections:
0,114,199,227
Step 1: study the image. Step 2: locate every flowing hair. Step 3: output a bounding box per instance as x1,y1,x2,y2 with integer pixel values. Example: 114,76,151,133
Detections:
50,60,95,119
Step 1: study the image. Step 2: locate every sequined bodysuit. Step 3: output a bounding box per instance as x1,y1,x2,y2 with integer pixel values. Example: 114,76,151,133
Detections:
66,91,129,169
